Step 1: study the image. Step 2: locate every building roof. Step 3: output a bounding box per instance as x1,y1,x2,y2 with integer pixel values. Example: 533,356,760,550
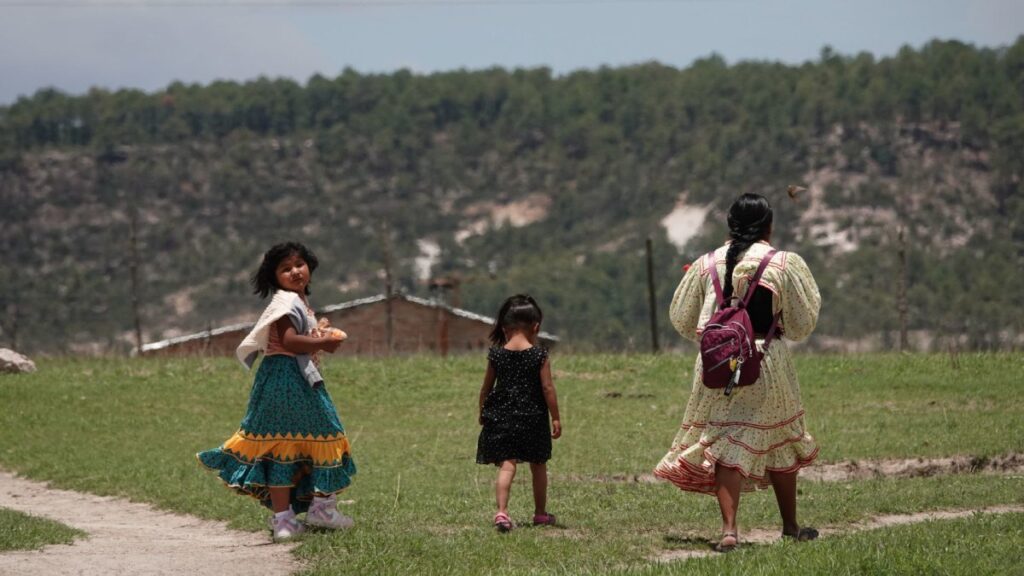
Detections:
138,320,254,353
139,293,559,353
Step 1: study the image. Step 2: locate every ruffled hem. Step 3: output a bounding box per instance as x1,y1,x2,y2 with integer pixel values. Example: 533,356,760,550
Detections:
197,439,355,513
653,429,818,494
656,316,818,494
219,430,352,466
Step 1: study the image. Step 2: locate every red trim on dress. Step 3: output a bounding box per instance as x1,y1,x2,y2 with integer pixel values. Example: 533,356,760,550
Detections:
671,429,810,456
680,410,805,431
723,433,806,455
701,250,787,274
654,444,819,495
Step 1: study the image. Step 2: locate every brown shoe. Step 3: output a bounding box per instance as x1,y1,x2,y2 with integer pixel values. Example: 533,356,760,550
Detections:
714,531,739,553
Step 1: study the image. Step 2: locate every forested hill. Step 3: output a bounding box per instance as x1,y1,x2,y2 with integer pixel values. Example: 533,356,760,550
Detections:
1,38,1023,354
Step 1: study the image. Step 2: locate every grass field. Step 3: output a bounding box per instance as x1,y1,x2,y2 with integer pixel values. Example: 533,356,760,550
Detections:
0,508,84,552
1,353,1022,574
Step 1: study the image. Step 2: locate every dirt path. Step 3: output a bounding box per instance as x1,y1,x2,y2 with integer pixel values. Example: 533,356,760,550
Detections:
654,504,1024,562
2,454,1021,574
560,452,1024,485
801,453,1024,482
0,471,299,576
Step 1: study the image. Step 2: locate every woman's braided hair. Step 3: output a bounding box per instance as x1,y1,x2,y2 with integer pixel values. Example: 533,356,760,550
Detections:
723,193,773,301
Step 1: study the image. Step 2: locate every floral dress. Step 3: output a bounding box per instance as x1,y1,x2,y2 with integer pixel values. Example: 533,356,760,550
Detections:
654,242,821,493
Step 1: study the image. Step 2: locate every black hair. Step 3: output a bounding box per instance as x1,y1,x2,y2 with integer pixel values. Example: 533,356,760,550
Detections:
724,193,773,301
489,294,543,346
251,241,320,299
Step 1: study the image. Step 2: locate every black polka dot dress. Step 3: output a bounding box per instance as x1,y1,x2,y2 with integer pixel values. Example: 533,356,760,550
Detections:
476,347,552,465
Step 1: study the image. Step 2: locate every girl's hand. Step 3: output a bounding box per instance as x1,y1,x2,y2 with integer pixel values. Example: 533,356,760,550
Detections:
551,419,562,439
322,338,342,353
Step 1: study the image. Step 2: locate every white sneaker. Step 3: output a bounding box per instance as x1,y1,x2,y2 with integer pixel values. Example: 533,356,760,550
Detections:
269,513,306,542
306,496,354,529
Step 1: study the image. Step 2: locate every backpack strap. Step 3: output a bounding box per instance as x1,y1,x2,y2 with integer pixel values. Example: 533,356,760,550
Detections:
710,249,782,335
744,250,783,349
706,251,726,309
740,250,778,308
763,309,783,349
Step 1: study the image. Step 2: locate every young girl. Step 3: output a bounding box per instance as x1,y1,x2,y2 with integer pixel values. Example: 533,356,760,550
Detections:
198,241,357,542
476,294,562,532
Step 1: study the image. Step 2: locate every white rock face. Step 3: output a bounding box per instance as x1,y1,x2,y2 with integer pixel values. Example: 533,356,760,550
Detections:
455,193,552,244
0,348,36,374
415,239,442,281
661,199,709,250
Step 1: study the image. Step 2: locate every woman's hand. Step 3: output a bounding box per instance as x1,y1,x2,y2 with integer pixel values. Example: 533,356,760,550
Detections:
551,419,562,439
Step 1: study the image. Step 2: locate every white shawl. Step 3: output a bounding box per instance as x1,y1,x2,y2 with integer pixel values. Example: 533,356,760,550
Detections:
235,290,324,386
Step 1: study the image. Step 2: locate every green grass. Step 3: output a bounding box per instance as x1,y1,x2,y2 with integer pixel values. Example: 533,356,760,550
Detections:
0,353,1021,574
0,508,84,552
797,354,1024,461
288,474,1024,575
636,512,1024,576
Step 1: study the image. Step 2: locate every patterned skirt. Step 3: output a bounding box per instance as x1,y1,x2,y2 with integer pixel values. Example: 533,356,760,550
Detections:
653,339,818,494
197,355,356,512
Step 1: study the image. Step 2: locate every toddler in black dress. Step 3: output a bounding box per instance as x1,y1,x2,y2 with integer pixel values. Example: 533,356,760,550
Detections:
476,294,562,532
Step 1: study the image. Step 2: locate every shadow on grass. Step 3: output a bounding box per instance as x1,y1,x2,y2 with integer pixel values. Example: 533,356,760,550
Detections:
662,533,715,551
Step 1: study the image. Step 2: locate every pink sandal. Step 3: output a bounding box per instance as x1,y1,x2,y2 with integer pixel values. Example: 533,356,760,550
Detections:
494,512,514,533
532,513,557,526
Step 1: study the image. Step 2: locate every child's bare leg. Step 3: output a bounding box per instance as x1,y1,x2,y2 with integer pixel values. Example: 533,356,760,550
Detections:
768,470,800,535
292,463,311,485
269,487,291,513
528,462,547,516
496,460,517,514
266,464,310,514
714,465,742,545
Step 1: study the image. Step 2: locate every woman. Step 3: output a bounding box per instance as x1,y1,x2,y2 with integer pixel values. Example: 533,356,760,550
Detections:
654,193,821,552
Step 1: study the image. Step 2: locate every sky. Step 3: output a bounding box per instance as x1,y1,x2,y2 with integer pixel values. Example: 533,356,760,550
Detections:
0,0,1021,104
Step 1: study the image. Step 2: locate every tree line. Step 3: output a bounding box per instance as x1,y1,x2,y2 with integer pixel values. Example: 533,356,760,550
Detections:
1,38,1022,353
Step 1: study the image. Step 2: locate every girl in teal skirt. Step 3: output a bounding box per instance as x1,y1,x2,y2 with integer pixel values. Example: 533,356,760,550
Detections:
198,242,357,541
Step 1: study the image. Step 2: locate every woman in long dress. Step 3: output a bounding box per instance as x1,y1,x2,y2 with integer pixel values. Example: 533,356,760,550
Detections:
654,193,821,551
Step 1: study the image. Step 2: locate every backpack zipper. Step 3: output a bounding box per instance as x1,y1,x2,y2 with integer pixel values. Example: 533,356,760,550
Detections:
701,338,736,355
706,356,734,372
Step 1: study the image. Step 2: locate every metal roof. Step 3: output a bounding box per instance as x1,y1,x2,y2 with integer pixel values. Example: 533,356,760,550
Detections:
139,321,254,353
140,293,559,353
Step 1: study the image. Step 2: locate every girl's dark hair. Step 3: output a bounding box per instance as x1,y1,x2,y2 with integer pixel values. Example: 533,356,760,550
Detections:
724,193,773,301
489,294,543,346
251,241,320,299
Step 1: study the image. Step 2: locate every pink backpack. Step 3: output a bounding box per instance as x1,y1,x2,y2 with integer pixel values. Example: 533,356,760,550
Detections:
700,250,782,396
